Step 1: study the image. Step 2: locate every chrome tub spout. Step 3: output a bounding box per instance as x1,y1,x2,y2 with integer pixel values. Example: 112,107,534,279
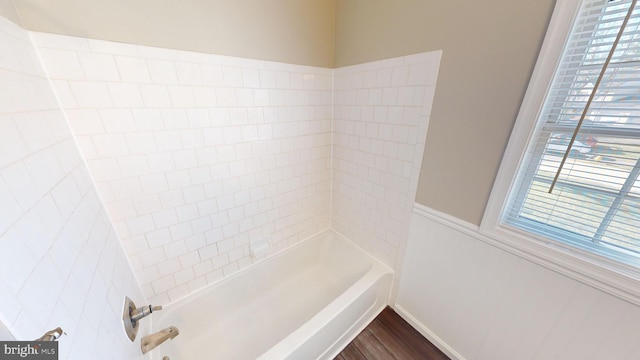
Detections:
141,326,179,354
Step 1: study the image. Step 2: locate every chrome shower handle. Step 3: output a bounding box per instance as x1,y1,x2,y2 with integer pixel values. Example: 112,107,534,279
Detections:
130,304,163,324
35,327,64,341
123,296,164,341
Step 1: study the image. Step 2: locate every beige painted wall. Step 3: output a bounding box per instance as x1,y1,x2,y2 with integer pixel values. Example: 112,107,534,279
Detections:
5,0,556,225
336,0,556,225
0,0,20,24
12,0,335,67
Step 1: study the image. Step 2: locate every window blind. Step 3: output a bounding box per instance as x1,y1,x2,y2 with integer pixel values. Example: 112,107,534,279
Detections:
506,0,640,265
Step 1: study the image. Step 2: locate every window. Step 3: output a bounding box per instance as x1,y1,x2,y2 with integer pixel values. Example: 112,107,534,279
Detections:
508,0,640,265
483,0,640,304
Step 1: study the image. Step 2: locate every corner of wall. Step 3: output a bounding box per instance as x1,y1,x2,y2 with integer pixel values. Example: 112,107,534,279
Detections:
0,0,20,26
0,13,147,359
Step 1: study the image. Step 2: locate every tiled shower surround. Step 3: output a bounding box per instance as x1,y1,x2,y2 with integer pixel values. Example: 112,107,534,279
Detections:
0,16,146,360
31,32,334,304
0,14,440,354
332,53,440,270
30,31,441,304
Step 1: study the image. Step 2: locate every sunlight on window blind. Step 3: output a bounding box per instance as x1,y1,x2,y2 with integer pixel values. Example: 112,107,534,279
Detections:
506,0,640,264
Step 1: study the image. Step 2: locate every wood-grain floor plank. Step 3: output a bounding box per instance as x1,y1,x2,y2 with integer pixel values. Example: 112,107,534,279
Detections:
367,317,427,359
353,328,396,360
339,341,367,360
334,307,450,360
377,308,448,359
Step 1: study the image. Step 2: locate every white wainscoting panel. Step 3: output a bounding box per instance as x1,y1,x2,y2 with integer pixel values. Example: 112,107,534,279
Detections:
396,204,640,360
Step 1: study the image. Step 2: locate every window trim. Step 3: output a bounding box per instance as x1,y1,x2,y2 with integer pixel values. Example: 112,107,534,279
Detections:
481,0,640,306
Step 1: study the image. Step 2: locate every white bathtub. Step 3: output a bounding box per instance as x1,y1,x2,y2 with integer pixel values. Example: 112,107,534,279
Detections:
148,230,392,360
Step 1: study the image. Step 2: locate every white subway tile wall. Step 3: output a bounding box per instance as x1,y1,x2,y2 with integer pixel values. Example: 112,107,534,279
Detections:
31,33,334,304
0,16,146,360
332,52,441,270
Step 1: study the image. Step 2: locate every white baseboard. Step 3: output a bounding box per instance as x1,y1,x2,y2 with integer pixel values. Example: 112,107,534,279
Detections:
393,304,466,360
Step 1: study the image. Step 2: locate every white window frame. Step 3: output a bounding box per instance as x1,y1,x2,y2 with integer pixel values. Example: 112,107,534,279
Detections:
481,0,640,306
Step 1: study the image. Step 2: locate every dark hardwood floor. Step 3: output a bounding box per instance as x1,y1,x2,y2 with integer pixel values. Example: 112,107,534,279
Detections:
335,307,450,360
